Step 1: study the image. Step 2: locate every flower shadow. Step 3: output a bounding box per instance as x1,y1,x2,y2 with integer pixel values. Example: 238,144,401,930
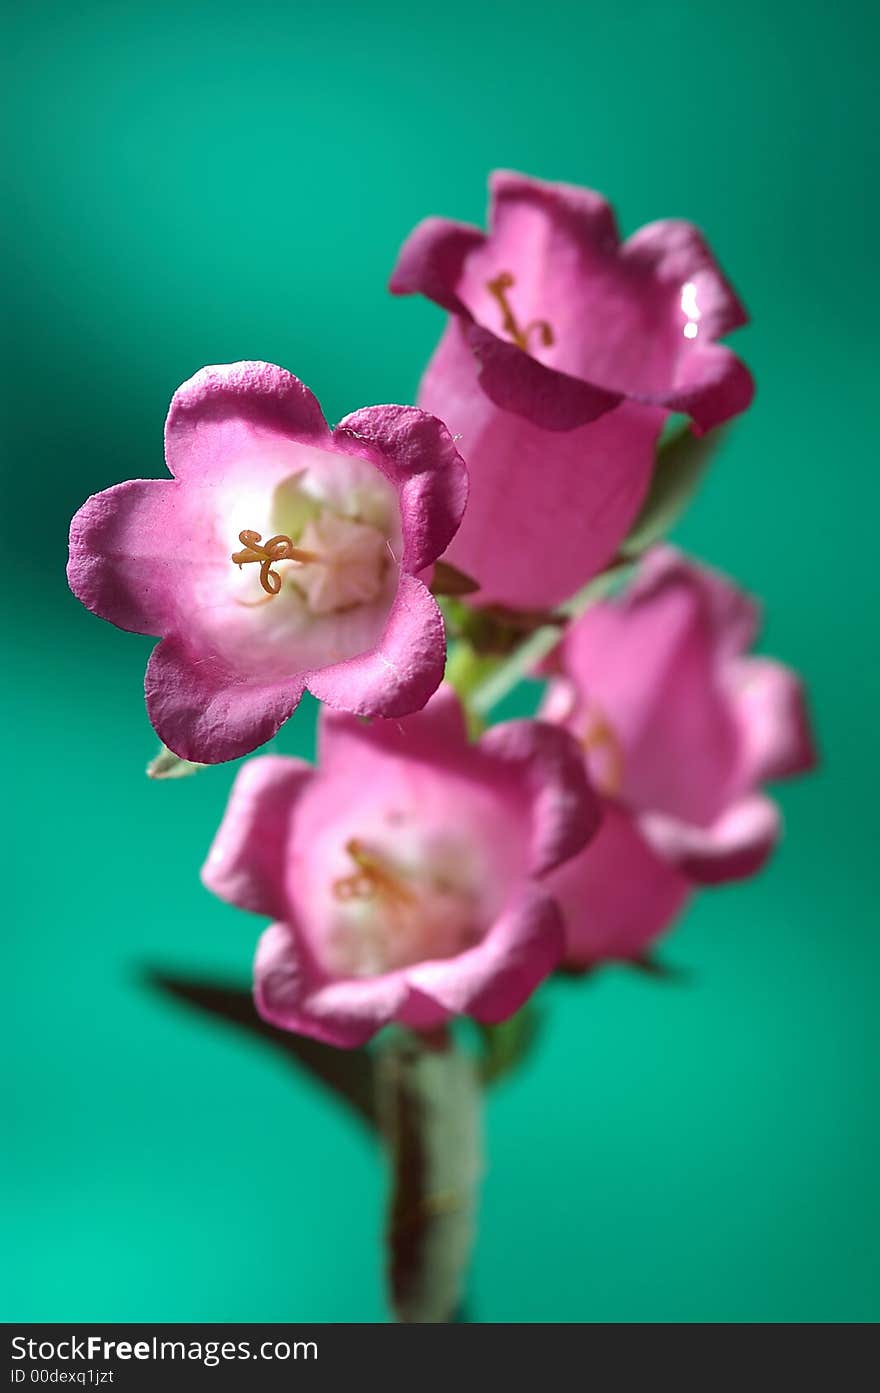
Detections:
141,966,377,1128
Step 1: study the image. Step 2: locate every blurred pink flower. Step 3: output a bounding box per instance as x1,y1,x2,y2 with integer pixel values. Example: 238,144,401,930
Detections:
202,686,600,1047
540,548,815,966
391,171,754,610
68,362,467,763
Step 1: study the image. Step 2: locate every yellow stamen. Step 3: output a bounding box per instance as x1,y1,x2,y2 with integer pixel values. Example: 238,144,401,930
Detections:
231,529,319,597
486,271,554,353
333,838,416,909
583,712,624,798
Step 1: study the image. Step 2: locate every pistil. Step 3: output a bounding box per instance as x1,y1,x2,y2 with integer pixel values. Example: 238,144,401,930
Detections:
231,529,319,597
486,271,554,353
332,838,416,909
582,711,624,798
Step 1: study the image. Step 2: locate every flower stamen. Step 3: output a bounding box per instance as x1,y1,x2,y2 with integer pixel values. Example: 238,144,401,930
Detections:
333,838,416,909
231,530,320,597
486,271,554,353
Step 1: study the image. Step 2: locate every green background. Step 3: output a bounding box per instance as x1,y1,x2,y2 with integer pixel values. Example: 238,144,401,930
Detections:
3,0,877,1322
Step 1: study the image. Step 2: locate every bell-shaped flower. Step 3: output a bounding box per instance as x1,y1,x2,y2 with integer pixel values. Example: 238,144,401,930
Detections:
540,548,815,966
391,170,753,610
67,362,468,763
202,686,600,1047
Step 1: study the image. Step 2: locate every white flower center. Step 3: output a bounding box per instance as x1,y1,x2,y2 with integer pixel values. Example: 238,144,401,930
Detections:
291,512,389,615
227,457,399,619
321,833,484,977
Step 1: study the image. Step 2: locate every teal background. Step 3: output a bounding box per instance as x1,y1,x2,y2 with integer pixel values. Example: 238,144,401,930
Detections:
3,0,877,1322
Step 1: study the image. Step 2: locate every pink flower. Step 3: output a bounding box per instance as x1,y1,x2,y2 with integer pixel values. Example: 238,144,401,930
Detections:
202,686,600,1047
540,548,815,966
67,362,468,763
390,170,754,610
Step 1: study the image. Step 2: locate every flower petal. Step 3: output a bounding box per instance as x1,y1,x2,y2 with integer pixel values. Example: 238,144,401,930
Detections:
639,793,781,884
145,635,304,764
546,800,691,965
732,657,817,788
405,885,564,1022
201,755,314,917
421,321,661,610
253,921,411,1048
464,320,624,430
622,217,748,340
488,167,620,249
646,342,754,435
67,478,188,636
556,550,747,824
478,719,601,875
335,404,468,572
165,361,330,483
388,215,486,314
632,546,760,657
317,682,469,773
305,572,445,718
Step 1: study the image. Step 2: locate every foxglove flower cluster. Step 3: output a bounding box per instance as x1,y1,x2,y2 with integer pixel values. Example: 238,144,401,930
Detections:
67,169,812,1051
65,167,819,1322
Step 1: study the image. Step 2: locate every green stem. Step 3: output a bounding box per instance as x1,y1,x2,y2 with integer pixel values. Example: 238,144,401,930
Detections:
444,642,503,735
377,1029,483,1323
469,568,629,719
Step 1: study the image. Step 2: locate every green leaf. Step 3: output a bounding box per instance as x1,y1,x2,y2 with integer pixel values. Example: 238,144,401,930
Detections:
146,744,206,780
429,560,480,596
626,955,691,984
621,423,728,559
378,1033,483,1323
478,1004,540,1085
